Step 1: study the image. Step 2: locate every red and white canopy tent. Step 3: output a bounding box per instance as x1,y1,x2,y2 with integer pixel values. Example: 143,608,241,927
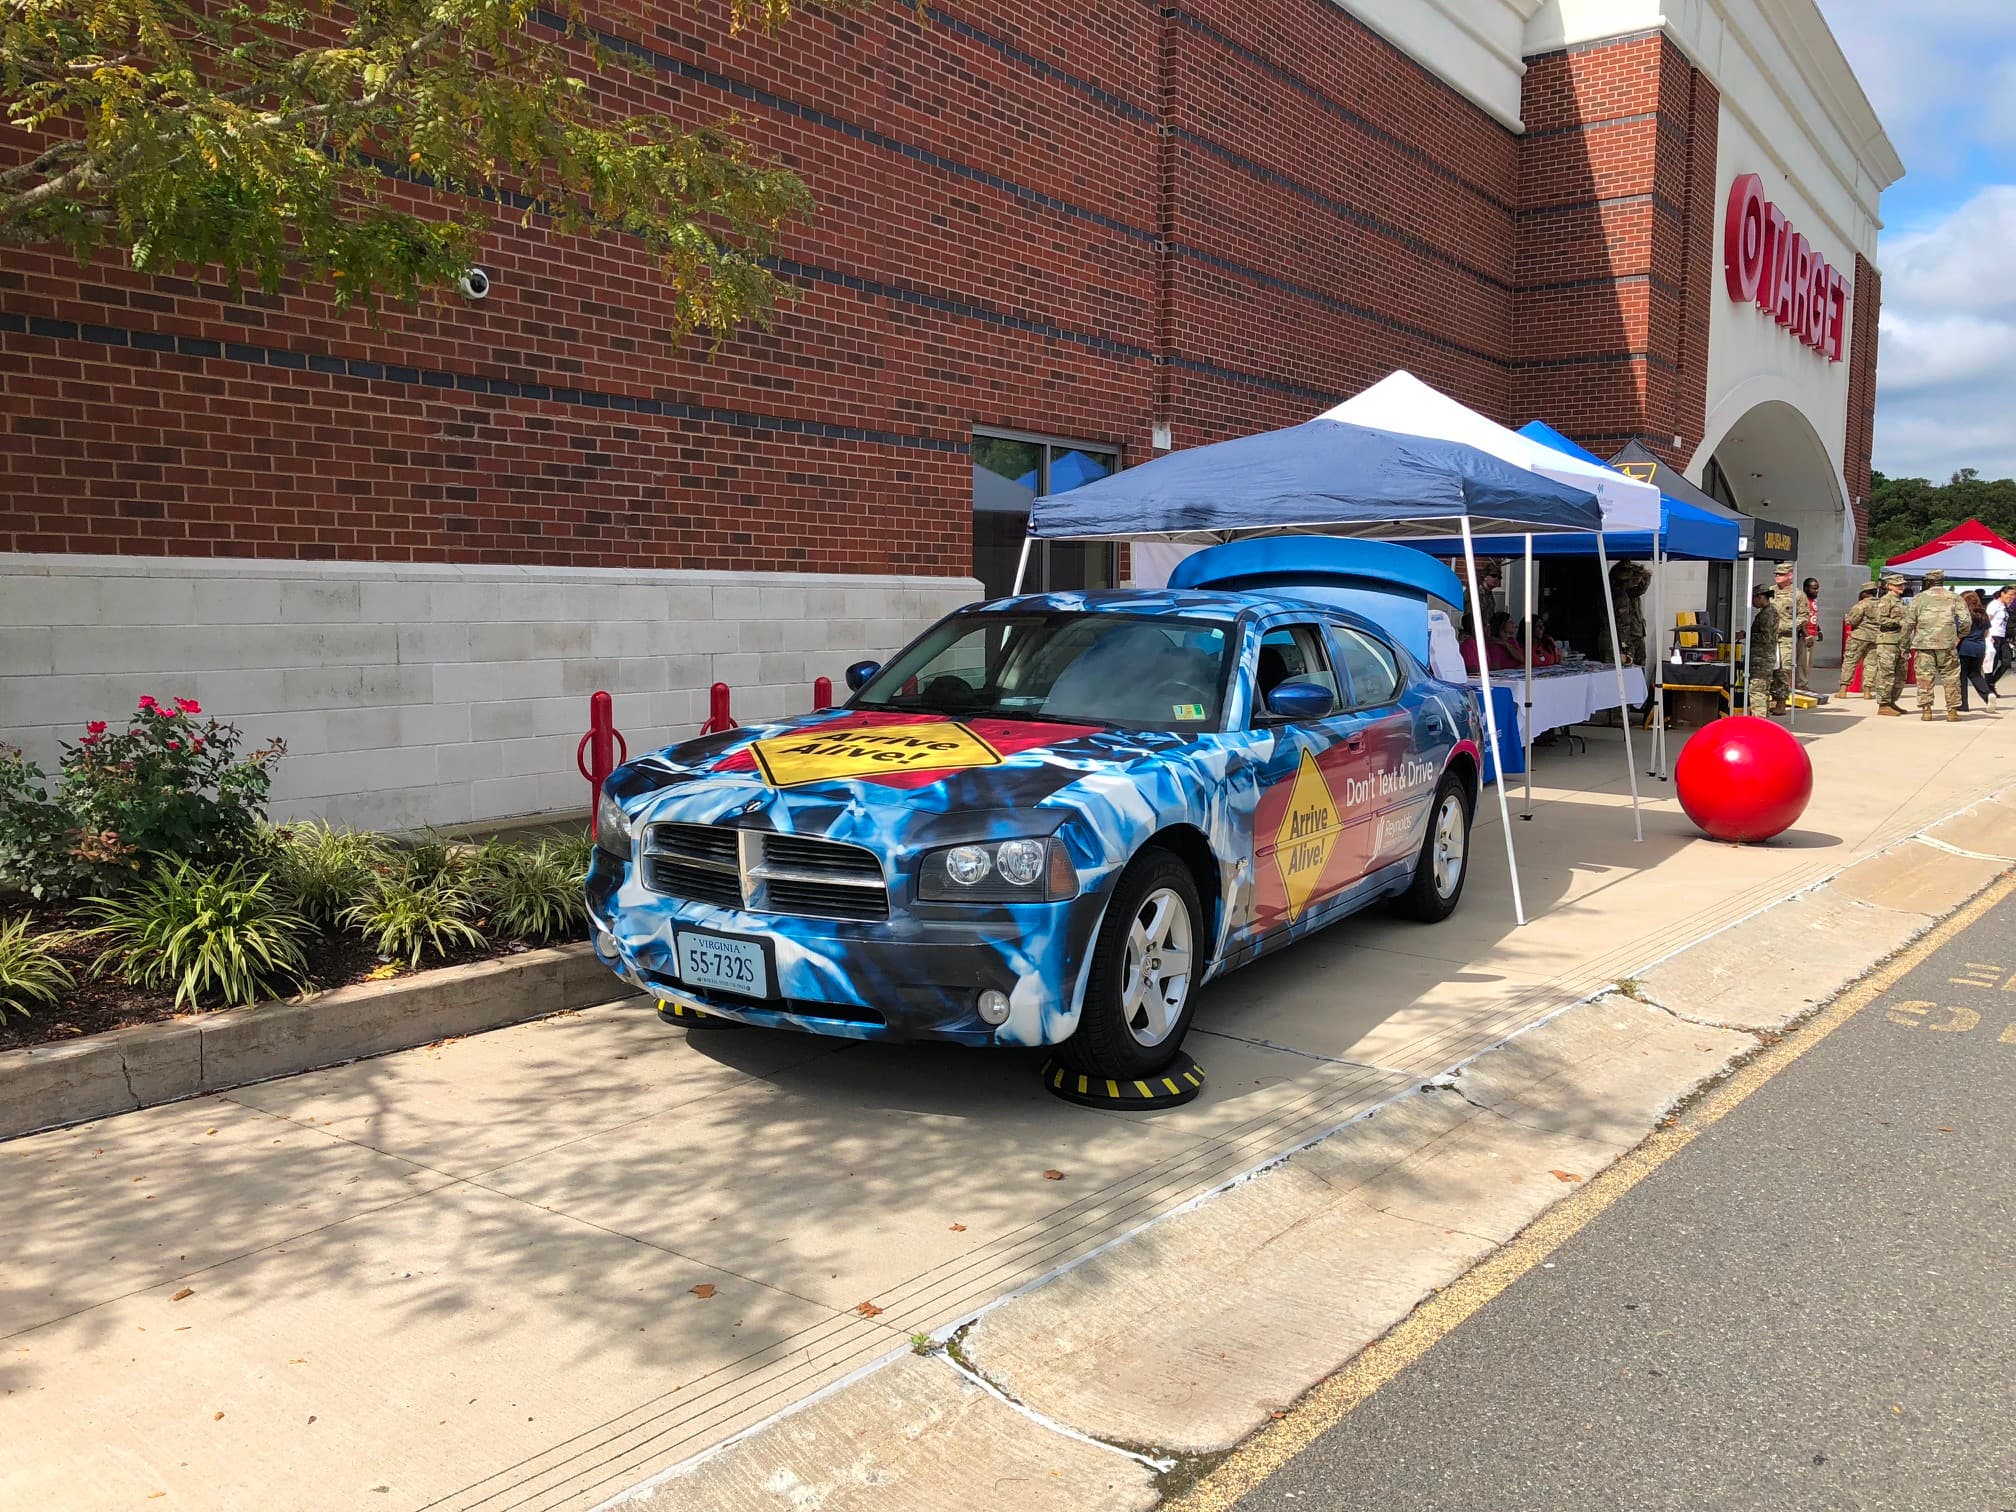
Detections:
1885,520,2016,585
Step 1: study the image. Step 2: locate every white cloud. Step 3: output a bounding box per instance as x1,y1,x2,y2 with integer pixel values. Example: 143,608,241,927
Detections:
1820,0,2016,172
1873,187,2016,480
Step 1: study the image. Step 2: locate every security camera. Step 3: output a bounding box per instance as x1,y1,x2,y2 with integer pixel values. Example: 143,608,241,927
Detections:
458,267,491,301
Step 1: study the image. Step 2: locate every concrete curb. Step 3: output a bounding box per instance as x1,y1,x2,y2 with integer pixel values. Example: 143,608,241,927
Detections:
0,942,640,1141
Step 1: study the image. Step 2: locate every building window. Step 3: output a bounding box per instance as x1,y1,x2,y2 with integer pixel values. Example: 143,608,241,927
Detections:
972,429,1120,598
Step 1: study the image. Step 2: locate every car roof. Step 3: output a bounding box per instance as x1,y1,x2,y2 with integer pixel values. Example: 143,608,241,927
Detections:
967,587,1315,622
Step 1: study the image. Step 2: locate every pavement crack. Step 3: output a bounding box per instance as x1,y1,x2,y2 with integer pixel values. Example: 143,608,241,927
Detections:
117,1054,138,1108
937,1326,1177,1474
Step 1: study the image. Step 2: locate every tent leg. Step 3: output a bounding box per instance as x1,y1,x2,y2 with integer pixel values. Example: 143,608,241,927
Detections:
1787,561,1799,730
1596,533,1644,843
1653,539,1668,779
1011,535,1033,596
1462,519,1526,926
1742,555,1756,715
1522,535,1534,820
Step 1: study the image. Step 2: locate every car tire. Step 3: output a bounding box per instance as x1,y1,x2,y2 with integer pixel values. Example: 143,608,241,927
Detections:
1390,771,1471,923
1058,846,1203,1080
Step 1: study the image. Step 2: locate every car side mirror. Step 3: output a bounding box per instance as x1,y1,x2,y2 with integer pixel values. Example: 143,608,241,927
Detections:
1264,679,1334,720
844,660,882,693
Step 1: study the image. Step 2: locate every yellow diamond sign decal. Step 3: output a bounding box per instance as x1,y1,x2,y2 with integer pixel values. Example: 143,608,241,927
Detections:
1274,749,1339,923
750,721,1003,788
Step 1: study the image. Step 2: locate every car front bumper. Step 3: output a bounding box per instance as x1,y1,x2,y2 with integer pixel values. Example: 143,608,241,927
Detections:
587,850,1102,1047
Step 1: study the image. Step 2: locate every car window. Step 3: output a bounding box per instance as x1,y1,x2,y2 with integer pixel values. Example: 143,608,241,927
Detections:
1255,624,1340,717
852,612,1232,731
1330,625,1402,708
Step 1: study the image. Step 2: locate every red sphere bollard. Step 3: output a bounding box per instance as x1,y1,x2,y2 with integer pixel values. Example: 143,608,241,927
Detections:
699,681,737,735
813,675,833,710
575,691,628,833
1673,716,1813,844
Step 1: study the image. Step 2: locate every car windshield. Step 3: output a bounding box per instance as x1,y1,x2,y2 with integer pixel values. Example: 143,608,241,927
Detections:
852,612,1233,731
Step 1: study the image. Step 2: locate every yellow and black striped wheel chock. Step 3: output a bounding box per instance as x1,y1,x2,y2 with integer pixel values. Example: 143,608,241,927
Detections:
657,1000,741,1027
1039,1050,1205,1109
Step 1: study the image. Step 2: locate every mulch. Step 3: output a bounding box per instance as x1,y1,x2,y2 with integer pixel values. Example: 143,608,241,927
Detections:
0,909,547,1053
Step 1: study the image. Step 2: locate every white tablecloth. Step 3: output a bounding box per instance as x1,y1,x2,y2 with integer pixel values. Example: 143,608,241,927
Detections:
1470,665,1649,742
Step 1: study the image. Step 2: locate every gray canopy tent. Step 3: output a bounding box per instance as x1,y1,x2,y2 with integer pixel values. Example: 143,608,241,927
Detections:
1017,415,1636,928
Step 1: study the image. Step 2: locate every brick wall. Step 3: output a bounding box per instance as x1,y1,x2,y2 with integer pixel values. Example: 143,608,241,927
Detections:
1,0,1535,573
1513,32,1719,465
1844,253,1882,555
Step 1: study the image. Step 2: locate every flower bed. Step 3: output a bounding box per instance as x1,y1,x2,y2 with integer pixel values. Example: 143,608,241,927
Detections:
2,696,593,1055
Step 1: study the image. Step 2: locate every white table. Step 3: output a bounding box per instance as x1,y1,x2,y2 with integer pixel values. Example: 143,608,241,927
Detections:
1470,664,1649,744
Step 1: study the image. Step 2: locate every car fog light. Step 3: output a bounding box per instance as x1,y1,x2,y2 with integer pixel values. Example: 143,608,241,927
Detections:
977,989,1012,1026
946,844,993,885
994,838,1045,887
592,926,618,960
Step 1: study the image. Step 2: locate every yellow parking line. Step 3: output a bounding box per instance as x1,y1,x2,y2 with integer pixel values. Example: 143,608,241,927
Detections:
1169,867,2016,1512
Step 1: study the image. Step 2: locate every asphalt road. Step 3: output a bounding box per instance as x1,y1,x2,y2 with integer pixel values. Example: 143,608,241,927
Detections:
1235,888,2016,1512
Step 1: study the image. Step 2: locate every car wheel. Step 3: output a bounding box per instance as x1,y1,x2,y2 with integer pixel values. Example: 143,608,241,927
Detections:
1390,771,1471,923
1058,847,1203,1079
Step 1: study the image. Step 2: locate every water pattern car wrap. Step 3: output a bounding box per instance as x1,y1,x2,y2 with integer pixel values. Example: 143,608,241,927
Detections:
589,589,1483,1050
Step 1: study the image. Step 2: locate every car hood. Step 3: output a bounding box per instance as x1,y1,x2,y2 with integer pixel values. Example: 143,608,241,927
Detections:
608,708,1206,841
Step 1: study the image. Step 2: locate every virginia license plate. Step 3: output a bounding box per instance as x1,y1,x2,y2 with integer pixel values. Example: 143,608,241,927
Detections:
675,930,770,998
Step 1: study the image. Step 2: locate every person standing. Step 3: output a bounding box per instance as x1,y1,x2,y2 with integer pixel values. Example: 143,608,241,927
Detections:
1769,564,1797,714
1796,577,1821,693
1957,590,1995,712
1902,567,1971,721
1841,583,1879,697
1990,585,2014,685
1866,573,1910,717
1605,560,1650,667
1746,584,1779,715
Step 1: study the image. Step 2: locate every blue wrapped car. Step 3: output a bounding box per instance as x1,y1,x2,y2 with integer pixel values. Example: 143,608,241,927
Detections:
589,545,1485,1083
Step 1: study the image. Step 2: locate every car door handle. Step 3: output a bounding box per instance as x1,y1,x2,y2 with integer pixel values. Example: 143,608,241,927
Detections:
1346,733,1367,752
1424,714,1444,735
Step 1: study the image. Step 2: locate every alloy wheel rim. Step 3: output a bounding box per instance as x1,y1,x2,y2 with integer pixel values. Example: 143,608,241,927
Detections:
1432,794,1466,897
1121,886,1193,1048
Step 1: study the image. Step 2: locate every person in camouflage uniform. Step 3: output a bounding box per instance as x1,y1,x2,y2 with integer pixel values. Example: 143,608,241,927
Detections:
1904,566,1973,720
1841,583,1879,696
1768,564,1797,713
1865,572,1911,716
1606,560,1650,666
1746,584,1779,715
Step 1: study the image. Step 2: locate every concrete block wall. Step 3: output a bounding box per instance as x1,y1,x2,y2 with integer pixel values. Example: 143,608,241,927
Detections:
0,555,975,831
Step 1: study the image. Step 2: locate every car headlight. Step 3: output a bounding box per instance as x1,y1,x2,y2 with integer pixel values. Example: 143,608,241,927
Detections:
918,837,1078,902
595,788,636,859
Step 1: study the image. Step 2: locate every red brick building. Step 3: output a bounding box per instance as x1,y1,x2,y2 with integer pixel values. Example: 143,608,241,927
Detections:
0,1,1900,827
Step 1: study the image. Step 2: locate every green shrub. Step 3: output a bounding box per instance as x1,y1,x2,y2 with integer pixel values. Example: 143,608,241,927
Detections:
548,830,594,887
0,916,75,1019
396,832,472,890
342,876,485,969
271,821,392,927
472,840,587,944
86,860,311,1009
0,698,285,900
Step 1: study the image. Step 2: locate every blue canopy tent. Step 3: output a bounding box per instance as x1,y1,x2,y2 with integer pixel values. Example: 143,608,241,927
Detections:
1023,415,1642,927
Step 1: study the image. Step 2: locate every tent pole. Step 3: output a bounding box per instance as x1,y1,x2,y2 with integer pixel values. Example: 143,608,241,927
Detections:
1596,532,1645,843
1462,518,1526,926
1011,535,1033,596
1522,534,1534,819
1742,555,1756,715
1653,538,1667,779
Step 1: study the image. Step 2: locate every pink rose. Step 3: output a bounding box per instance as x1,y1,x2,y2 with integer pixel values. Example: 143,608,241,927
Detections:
166,739,181,751
86,720,107,736
175,697,202,715
137,695,157,711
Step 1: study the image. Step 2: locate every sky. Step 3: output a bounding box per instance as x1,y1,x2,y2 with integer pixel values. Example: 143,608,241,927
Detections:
1820,0,2016,482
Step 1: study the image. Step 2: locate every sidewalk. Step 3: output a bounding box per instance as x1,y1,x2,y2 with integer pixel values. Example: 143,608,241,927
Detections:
5,699,2014,1510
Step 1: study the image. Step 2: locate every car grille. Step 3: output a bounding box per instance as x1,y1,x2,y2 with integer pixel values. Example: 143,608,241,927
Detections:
642,823,889,921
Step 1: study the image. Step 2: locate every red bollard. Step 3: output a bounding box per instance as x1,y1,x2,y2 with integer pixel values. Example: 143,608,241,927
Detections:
575,690,628,833
813,676,833,710
699,681,737,735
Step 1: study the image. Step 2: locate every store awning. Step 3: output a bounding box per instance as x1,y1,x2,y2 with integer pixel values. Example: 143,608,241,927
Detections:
1316,372,1662,534
1024,417,1602,543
